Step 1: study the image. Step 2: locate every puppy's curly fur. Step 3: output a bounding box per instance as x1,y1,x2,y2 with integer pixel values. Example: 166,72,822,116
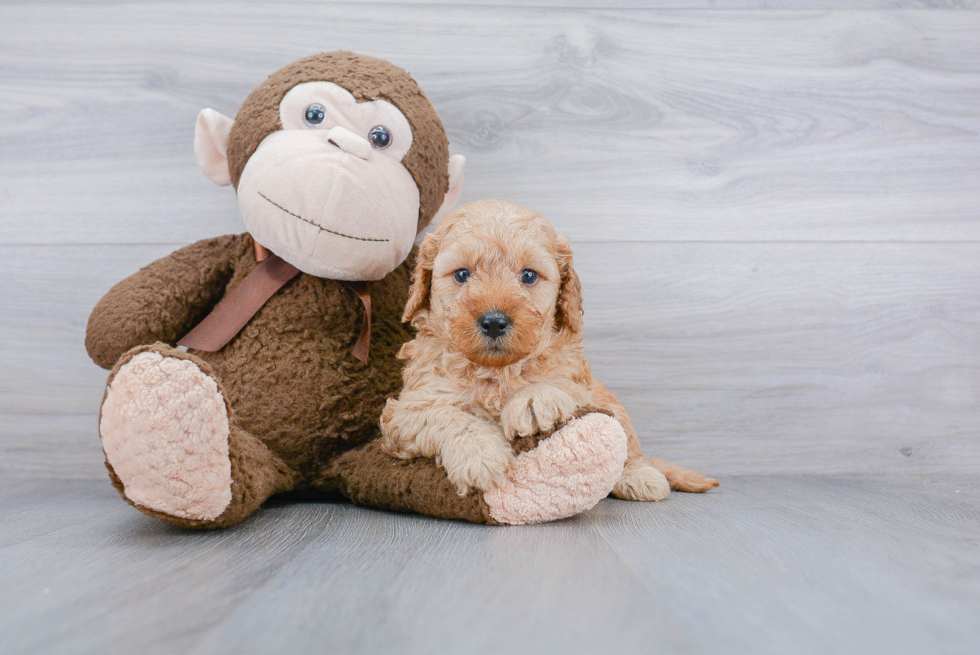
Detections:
380,200,718,499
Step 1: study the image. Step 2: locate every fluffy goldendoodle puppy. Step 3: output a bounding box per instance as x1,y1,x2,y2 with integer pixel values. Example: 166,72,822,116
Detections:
380,199,718,500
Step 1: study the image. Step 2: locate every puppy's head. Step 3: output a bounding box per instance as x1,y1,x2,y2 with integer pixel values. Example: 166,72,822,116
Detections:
404,199,583,367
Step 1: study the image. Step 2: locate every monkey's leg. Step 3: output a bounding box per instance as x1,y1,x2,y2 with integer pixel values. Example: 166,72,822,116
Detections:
320,410,628,525
319,440,497,524
99,344,299,529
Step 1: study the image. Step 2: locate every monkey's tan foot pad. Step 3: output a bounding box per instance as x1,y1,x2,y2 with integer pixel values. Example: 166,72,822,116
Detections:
484,413,628,525
100,350,233,521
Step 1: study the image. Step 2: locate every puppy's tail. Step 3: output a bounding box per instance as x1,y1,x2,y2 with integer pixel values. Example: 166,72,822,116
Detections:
647,458,720,493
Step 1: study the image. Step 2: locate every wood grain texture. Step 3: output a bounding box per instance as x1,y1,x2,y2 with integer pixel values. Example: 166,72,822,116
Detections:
581,241,980,474
6,1,980,9
2,476,978,654
2,241,977,478
0,244,179,479
1,4,979,244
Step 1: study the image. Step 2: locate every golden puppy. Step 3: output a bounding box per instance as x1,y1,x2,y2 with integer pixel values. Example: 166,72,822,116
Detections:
381,200,718,500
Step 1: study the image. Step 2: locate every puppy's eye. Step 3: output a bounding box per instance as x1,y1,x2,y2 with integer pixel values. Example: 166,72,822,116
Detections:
453,268,471,284
520,269,539,286
304,104,326,127
369,125,392,150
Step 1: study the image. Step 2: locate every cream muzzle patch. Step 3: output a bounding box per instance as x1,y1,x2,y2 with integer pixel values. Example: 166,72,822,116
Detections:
237,127,420,281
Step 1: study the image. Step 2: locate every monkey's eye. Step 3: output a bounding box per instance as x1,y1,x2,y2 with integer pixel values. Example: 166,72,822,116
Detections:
304,104,326,127
520,269,539,286
453,268,471,284
369,125,392,150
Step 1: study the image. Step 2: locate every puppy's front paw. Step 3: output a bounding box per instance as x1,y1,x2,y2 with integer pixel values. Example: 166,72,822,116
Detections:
440,427,514,495
501,384,580,439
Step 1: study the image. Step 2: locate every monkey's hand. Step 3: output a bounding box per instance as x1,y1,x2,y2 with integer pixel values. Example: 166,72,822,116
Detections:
85,234,247,369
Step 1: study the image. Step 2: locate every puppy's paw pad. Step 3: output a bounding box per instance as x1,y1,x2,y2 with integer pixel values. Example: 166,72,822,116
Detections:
101,351,233,521
613,462,670,502
484,413,628,525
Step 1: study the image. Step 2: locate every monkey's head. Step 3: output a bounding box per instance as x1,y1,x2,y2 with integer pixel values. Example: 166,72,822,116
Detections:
194,52,465,281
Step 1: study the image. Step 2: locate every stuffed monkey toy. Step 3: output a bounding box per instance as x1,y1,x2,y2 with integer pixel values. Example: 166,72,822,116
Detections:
85,52,642,528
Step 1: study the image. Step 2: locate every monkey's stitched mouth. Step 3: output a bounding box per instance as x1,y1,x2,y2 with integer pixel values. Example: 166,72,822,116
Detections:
257,191,390,243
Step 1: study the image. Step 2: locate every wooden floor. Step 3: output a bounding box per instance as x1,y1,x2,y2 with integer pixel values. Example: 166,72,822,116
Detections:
2,475,979,655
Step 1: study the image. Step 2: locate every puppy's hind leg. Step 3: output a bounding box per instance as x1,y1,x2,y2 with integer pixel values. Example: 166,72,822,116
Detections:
612,456,720,500
612,457,671,502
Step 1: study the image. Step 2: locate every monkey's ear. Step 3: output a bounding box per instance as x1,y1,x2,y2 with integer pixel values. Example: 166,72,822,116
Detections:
194,108,234,186
427,155,466,230
402,231,441,326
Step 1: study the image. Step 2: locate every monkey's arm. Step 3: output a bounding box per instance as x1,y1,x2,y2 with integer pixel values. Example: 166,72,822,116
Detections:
85,234,249,369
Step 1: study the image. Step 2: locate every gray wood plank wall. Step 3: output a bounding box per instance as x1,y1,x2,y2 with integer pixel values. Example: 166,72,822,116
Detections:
1,1,978,479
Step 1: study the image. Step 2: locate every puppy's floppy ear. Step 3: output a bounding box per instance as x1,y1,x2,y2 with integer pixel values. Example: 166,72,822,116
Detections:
403,231,440,325
554,236,583,334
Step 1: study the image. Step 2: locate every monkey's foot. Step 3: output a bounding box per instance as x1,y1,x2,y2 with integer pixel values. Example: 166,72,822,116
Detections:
100,346,233,522
484,413,628,525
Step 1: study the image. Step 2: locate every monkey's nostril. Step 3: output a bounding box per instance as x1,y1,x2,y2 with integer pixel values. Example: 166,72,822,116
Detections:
478,311,511,339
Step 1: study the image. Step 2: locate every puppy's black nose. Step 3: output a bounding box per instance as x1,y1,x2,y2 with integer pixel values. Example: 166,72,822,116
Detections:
478,311,511,339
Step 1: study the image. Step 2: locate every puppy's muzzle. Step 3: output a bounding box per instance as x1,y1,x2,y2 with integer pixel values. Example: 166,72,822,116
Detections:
478,310,511,340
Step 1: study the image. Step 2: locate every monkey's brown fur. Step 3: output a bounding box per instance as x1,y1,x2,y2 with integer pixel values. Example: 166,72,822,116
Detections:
90,234,499,527
87,54,491,528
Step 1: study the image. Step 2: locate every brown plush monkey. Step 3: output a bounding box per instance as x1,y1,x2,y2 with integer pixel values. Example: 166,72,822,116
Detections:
86,52,632,528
